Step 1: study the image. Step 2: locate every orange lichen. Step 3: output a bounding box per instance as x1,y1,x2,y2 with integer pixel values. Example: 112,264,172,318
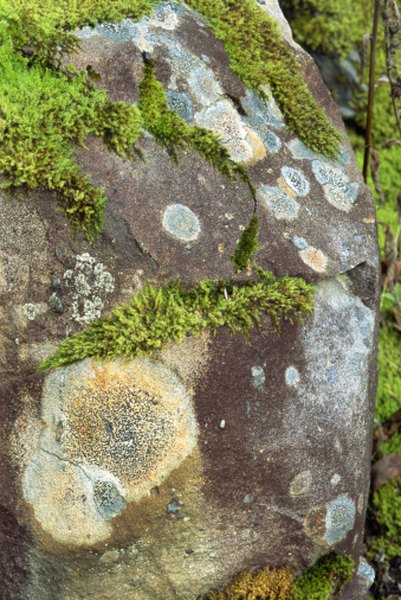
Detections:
207,566,295,600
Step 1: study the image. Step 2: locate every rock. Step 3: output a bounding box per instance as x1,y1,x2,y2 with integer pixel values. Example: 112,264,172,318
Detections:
0,1,378,599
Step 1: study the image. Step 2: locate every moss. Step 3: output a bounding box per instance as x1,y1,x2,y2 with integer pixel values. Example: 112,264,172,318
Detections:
206,566,295,599
279,0,370,58
1,0,342,240
138,59,251,187
0,24,142,241
375,325,401,425
184,0,342,159
370,477,401,560
231,214,259,273
292,554,354,600
204,555,354,600
38,266,314,370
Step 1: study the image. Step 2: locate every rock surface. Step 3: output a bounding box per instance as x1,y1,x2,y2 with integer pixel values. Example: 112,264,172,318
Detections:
0,1,378,598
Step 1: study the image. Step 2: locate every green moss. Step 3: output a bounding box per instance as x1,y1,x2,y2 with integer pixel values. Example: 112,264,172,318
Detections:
184,0,342,159
0,0,342,240
279,0,370,58
370,477,401,560
0,25,142,241
204,554,354,599
39,266,314,371
231,214,259,273
376,325,401,425
293,554,354,600
138,59,250,186
380,430,401,456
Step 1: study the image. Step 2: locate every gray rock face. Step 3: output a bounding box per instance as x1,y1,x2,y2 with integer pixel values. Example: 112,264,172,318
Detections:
0,2,378,599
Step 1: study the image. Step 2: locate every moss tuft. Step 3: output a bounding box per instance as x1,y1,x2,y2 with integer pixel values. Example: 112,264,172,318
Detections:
0,26,142,241
184,0,342,159
206,565,295,599
231,214,259,273
39,266,314,371
138,59,251,187
370,477,401,560
293,554,354,600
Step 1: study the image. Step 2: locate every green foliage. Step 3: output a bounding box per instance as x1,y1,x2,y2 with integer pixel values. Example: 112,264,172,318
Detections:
376,325,401,424
231,214,259,273
39,266,315,371
380,430,401,455
293,554,354,600
184,0,342,159
0,0,159,65
0,27,142,241
279,0,369,58
370,478,401,560
138,60,250,186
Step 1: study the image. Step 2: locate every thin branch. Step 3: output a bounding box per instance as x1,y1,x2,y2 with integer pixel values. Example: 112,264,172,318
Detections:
363,0,382,182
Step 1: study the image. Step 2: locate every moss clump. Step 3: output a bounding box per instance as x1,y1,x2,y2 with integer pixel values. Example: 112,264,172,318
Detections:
0,25,142,241
231,214,259,273
138,59,250,186
293,554,354,600
207,566,295,599
0,0,159,65
39,266,314,371
370,477,401,560
184,0,342,159
204,554,354,599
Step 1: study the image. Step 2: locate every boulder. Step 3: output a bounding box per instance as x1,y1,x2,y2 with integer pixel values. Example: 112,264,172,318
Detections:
0,1,379,598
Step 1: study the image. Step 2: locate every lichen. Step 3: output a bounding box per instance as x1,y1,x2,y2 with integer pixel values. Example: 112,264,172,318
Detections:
293,554,354,600
206,565,295,599
231,214,259,273
138,59,251,187
38,266,314,371
0,0,343,241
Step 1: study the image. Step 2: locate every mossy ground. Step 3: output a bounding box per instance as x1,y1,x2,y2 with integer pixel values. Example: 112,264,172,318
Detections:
0,0,342,240
39,266,314,370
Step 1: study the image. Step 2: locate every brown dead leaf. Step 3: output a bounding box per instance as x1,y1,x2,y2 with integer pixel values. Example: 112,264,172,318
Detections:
372,455,401,491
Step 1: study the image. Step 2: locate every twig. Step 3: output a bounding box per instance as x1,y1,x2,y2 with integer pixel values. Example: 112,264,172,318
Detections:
363,0,381,182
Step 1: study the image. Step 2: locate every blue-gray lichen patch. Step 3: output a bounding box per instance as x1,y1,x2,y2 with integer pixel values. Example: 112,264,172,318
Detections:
162,204,201,241
251,365,266,388
285,366,300,387
257,185,300,221
312,160,359,212
281,166,310,197
293,279,375,429
167,90,194,122
325,494,356,545
93,480,126,519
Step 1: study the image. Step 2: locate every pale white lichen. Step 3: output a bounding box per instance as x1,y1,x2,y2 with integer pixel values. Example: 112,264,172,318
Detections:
64,253,115,325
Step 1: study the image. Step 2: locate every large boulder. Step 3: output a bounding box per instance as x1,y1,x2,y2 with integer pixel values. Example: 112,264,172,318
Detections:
0,1,378,598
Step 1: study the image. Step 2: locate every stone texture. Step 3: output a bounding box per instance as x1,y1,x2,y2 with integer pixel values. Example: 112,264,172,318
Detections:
0,2,378,599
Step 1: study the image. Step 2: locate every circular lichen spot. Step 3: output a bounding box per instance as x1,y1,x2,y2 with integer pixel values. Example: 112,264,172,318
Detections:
162,204,201,242
93,480,126,519
257,185,300,221
285,366,300,387
325,494,356,545
281,166,310,197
